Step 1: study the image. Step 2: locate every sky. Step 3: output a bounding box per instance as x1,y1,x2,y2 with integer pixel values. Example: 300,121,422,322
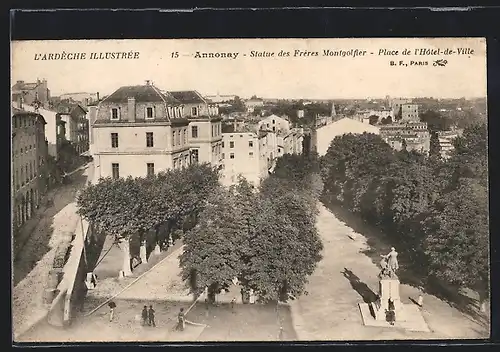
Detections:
11,38,487,100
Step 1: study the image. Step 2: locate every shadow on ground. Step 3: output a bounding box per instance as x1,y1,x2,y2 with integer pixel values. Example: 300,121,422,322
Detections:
13,169,88,286
321,196,490,329
341,268,378,303
18,297,297,342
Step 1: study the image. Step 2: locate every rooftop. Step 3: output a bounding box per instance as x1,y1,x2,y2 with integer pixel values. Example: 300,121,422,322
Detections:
168,90,206,104
103,85,177,104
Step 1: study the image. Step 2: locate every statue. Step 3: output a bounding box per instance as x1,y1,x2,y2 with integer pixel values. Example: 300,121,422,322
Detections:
379,247,399,279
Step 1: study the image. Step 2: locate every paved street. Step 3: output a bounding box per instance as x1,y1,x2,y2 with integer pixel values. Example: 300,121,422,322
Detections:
12,163,94,340
289,202,490,340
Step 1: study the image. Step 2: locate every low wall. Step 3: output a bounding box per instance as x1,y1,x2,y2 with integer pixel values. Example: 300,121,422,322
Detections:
62,218,91,326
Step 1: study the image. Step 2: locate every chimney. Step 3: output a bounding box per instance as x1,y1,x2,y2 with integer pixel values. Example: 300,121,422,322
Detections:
128,97,136,122
96,92,100,101
17,96,23,109
145,80,150,86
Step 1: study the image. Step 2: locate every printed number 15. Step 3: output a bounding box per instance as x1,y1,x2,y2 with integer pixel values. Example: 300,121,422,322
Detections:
171,52,179,58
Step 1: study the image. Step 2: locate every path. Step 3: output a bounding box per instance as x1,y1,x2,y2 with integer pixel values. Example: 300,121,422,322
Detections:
12,163,94,340
289,202,490,340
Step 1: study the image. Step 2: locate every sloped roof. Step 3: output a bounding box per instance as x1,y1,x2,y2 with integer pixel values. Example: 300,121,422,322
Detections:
168,90,206,104
103,85,175,104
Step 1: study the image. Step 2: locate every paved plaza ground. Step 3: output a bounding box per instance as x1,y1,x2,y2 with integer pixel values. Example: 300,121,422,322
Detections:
16,200,490,343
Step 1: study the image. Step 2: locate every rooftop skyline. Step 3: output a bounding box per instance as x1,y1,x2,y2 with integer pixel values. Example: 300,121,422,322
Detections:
11,38,487,100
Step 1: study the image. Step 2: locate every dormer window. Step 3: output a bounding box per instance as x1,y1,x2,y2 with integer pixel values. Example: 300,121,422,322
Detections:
111,108,120,120
145,106,154,119
191,107,198,116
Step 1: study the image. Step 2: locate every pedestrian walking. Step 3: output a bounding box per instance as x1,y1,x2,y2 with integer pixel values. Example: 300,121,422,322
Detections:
108,301,116,322
141,305,148,326
231,297,236,312
177,308,185,331
148,305,156,327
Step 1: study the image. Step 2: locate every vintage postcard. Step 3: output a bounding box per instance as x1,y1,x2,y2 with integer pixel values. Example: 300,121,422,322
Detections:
11,38,489,343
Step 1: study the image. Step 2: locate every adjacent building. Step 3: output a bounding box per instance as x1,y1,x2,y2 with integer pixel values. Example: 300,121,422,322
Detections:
205,93,237,104
400,103,419,122
168,91,223,167
221,131,268,187
12,109,48,231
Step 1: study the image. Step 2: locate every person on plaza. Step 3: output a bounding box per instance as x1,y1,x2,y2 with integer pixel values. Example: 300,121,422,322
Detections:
108,301,116,322
148,305,156,327
141,305,149,326
177,308,186,331
386,298,396,325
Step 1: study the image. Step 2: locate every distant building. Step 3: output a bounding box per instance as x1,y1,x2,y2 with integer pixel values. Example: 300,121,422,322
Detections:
58,92,100,107
297,109,305,118
379,122,430,153
437,129,463,159
316,117,381,156
245,98,264,113
258,114,290,133
12,109,48,231
205,93,237,103
400,104,419,122
11,79,51,108
277,128,304,156
390,98,412,115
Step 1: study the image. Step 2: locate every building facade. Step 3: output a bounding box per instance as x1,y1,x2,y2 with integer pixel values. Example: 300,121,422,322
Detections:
400,104,419,122
12,110,48,231
168,91,222,167
258,114,290,133
57,104,90,154
437,129,463,159
379,121,430,154
90,83,191,180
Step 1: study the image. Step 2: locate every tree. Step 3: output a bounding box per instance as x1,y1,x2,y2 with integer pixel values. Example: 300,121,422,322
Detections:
420,110,451,131
381,116,393,125
241,179,322,303
429,131,442,158
368,115,379,125
179,187,243,302
77,177,158,276
422,179,489,302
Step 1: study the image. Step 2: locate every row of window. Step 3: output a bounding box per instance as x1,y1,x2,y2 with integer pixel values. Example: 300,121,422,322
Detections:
110,106,184,120
222,151,255,160
13,159,40,190
111,129,190,149
222,140,254,149
13,117,37,129
111,156,194,180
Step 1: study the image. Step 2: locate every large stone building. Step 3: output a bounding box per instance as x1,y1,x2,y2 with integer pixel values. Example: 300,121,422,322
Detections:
11,109,48,231
11,79,51,107
89,83,222,181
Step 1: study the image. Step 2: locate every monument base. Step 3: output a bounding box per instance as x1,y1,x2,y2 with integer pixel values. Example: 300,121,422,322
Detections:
358,302,430,332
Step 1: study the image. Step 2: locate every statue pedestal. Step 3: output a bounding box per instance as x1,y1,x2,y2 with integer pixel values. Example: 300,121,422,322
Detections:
374,279,402,321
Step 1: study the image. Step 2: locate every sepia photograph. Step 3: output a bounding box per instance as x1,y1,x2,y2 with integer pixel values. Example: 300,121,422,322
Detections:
11,37,489,343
